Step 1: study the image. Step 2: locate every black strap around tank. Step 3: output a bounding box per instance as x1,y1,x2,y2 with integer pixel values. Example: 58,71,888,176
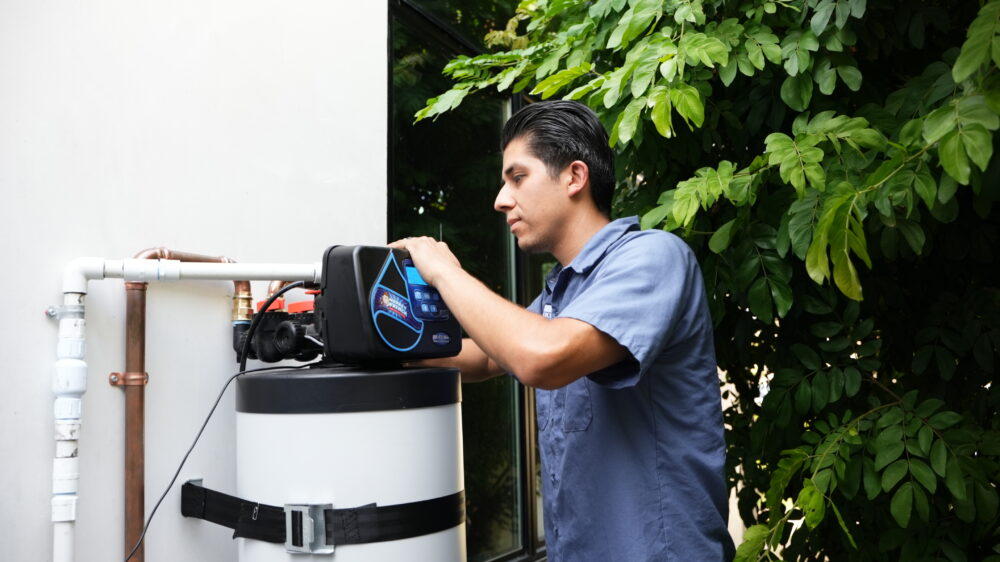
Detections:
181,481,465,546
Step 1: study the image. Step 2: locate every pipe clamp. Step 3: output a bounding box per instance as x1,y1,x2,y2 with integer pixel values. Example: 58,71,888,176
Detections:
109,372,149,386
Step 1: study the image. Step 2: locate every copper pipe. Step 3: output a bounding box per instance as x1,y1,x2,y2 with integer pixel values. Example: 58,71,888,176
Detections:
123,283,147,561
133,247,253,307
267,279,293,298
119,247,251,562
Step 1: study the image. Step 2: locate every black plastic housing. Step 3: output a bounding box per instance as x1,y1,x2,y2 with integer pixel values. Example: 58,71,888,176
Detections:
316,245,462,363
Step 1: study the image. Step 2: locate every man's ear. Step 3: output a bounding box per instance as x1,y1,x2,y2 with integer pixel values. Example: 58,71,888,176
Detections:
564,160,590,198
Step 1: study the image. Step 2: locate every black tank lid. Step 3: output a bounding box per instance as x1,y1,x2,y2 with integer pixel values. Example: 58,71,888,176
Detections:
236,364,461,414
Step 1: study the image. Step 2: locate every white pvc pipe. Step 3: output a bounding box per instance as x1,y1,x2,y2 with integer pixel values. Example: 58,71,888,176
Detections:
52,258,323,562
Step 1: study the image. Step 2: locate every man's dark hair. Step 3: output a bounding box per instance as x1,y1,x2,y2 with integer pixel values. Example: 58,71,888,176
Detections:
501,100,615,217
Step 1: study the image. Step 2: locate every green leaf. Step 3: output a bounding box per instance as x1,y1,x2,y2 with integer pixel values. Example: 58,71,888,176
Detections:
936,346,957,380
891,482,914,528
953,0,1000,82
631,54,660,98
745,39,765,70
917,425,933,454
812,370,829,411
945,456,967,500
915,398,945,418
771,278,794,318
915,486,935,526
844,366,861,397
649,86,673,137
565,76,606,101
797,479,827,529
659,57,678,81
863,458,881,500
837,66,863,91
938,173,958,203
792,343,822,370
881,459,908,492
781,74,814,112
897,221,926,254
680,32,729,68
928,411,963,430
603,66,631,108
749,277,774,324
670,182,700,226
875,441,904,471
914,170,937,208
923,105,958,144
828,367,845,403
531,63,593,99
709,219,736,253
733,524,768,562
912,346,934,373
615,96,646,145
813,467,833,493
415,87,470,122
811,0,836,36
535,44,569,80
497,60,529,92
795,379,812,415
826,192,866,300
957,95,1000,130
876,407,904,429
719,58,738,86
606,10,634,49
939,129,971,185
788,190,821,259
975,482,999,521
963,124,994,171
641,203,670,230
782,30,819,76
909,458,937,493
810,321,842,338
670,84,705,128
849,0,866,18
813,58,836,95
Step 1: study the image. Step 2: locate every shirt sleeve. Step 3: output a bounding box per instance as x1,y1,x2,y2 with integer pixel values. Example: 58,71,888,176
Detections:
557,231,707,389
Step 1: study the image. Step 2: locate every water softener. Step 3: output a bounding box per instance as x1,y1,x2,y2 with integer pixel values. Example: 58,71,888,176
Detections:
182,246,466,561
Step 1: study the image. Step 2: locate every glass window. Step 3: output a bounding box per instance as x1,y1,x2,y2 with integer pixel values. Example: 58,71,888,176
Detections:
389,4,525,560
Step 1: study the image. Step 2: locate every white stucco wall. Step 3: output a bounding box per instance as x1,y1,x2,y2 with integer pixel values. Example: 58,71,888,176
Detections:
0,2,387,560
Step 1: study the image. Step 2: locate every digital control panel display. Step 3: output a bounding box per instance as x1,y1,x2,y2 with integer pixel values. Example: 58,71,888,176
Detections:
403,259,450,321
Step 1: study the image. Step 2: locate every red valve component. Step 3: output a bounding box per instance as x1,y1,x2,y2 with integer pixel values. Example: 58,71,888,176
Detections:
287,301,315,313
256,298,285,312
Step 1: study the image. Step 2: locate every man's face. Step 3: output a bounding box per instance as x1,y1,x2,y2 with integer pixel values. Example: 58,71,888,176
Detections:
495,136,569,254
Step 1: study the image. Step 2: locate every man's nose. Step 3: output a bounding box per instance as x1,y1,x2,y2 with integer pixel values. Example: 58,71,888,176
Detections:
494,184,514,213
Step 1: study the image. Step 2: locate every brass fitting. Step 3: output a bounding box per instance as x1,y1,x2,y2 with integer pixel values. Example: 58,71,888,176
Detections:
232,290,254,323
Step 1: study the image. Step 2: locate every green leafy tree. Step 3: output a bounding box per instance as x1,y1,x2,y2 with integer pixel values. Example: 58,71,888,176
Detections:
416,0,1000,559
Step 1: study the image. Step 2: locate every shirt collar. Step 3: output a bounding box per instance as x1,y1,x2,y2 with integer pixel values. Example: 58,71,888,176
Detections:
545,216,640,284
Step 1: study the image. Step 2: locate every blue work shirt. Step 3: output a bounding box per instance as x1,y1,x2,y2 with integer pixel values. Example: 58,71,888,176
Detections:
526,216,733,561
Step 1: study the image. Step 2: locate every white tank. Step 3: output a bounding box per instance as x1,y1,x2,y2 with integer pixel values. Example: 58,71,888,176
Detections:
235,365,465,562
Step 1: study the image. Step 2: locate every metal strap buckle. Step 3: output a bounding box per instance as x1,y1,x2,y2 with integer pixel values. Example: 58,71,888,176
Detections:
284,503,334,555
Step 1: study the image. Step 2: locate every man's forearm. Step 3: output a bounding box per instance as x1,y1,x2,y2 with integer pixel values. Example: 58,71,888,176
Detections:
420,338,504,382
431,267,562,385
390,236,628,389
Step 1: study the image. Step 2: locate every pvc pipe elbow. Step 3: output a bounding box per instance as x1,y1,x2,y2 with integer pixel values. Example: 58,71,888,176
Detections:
61,257,106,294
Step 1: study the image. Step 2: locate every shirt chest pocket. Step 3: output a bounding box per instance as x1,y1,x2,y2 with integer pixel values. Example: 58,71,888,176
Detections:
559,379,593,432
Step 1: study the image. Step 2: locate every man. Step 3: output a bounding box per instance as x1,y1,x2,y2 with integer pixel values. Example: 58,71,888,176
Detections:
393,100,733,561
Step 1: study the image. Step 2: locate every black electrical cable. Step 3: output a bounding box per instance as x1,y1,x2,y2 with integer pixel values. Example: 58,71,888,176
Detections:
124,281,308,562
